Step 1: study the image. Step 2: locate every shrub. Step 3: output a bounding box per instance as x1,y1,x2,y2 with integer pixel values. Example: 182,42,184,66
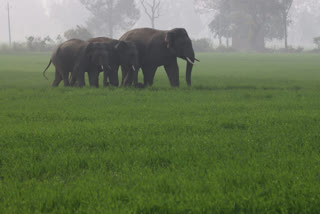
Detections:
64,25,93,40
215,45,236,53
0,36,60,53
0,43,10,53
279,46,304,53
313,36,320,49
192,38,214,52
26,36,56,51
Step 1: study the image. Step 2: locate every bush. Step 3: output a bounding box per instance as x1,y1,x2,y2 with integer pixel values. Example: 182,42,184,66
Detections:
305,48,320,53
214,45,236,53
0,43,10,53
192,38,214,52
12,42,27,52
0,42,28,54
64,26,93,40
313,36,320,49
0,36,60,53
262,46,305,53
26,36,56,51
279,46,304,53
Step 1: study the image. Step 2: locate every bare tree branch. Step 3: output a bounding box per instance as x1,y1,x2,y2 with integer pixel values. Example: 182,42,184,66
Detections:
140,0,162,28
141,0,153,20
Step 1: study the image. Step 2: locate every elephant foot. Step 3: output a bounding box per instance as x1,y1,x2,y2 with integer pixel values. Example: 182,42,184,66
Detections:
135,82,145,88
51,81,60,87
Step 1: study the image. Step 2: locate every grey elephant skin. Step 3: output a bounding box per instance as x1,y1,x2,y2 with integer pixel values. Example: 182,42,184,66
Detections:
87,37,139,87
119,28,198,87
43,39,114,87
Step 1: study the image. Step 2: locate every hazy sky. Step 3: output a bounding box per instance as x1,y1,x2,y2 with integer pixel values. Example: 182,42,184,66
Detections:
0,0,319,47
0,0,88,43
0,0,208,42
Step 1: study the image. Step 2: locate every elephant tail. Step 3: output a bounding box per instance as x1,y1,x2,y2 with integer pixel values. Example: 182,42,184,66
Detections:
42,60,52,81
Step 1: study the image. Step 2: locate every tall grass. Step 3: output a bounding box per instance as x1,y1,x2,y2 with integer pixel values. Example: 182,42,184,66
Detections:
0,52,319,213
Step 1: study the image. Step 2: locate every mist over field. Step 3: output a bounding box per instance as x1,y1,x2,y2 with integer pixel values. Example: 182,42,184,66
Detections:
0,1,320,213
0,0,319,48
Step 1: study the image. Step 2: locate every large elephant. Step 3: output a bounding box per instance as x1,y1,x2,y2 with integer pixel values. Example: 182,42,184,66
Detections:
119,28,199,87
87,37,139,87
42,39,115,87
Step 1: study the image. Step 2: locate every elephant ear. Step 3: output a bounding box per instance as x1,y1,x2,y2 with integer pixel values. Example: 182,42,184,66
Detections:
165,30,175,49
115,41,127,52
85,42,94,58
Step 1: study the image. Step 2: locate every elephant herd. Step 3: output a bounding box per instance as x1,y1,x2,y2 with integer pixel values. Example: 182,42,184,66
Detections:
43,28,199,88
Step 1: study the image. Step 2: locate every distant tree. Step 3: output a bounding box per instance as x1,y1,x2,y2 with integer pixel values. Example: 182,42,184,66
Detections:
56,34,64,45
44,36,54,44
195,0,293,51
64,25,93,40
79,0,140,37
208,0,232,47
279,0,294,49
313,37,320,49
26,36,35,51
192,38,213,52
194,0,218,13
140,0,162,28
42,36,55,49
25,36,55,51
289,0,320,46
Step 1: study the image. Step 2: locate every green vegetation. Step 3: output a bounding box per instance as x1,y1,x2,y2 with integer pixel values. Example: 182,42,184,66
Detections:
0,52,319,213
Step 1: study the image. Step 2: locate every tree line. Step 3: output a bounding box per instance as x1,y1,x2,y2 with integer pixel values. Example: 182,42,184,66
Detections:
60,0,320,51
196,0,294,51
1,0,319,52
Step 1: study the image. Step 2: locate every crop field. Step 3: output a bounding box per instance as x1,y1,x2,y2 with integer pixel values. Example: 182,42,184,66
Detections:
0,52,319,213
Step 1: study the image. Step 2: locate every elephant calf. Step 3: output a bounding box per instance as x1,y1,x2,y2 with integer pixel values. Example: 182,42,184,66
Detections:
43,39,115,87
87,37,139,87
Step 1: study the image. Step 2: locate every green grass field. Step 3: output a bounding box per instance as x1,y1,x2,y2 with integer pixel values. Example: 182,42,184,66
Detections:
0,52,319,213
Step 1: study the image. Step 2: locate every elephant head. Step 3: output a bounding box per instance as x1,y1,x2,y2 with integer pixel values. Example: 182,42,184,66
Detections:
86,42,114,73
73,42,114,87
115,41,139,72
165,28,198,86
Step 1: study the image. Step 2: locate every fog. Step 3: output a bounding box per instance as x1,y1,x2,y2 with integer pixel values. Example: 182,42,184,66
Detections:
0,0,89,42
0,0,319,49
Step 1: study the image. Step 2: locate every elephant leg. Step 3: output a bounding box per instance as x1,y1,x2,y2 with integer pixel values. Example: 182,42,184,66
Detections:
142,65,157,86
76,71,85,88
108,65,119,87
72,59,88,88
142,69,148,86
120,66,127,86
52,68,62,87
70,70,77,87
132,66,139,87
103,70,110,87
88,69,99,88
164,59,179,87
62,71,70,87
121,65,134,86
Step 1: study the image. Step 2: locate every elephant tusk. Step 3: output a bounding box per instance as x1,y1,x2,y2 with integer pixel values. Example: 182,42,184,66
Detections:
195,58,200,62
101,65,104,71
132,65,136,72
108,65,112,70
186,57,194,65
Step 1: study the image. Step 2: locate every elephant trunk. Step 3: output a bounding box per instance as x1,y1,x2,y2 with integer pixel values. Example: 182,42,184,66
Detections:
186,60,193,86
185,51,199,86
185,52,195,86
184,45,195,86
